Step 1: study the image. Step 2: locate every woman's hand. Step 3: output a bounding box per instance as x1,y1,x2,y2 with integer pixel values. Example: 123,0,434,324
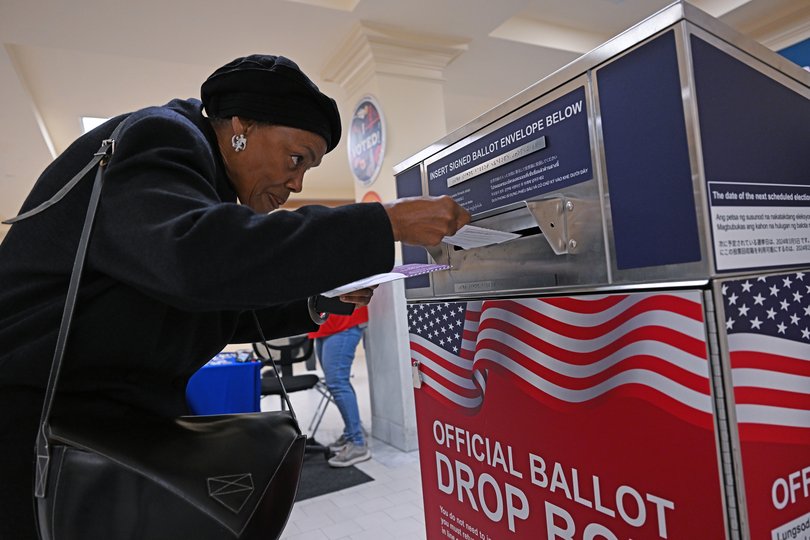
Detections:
383,195,471,246
338,286,376,307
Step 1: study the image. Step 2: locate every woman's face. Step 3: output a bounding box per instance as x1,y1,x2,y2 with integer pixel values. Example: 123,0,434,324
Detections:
223,120,327,213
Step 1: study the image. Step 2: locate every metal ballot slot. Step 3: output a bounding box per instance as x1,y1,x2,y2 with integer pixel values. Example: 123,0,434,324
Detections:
424,188,607,299
398,77,610,300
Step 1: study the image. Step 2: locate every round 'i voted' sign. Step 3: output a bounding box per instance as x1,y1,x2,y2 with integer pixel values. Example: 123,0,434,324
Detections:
348,95,385,186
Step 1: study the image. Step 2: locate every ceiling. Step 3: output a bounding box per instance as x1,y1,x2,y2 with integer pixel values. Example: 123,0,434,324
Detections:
1,0,808,222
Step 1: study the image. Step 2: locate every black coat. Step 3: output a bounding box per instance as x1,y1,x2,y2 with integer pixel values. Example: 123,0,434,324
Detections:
0,98,394,538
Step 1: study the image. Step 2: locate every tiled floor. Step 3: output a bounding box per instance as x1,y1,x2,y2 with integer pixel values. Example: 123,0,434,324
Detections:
262,345,428,540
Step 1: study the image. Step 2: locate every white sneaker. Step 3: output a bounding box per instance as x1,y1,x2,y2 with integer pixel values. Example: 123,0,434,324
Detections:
328,434,349,453
328,441,371,468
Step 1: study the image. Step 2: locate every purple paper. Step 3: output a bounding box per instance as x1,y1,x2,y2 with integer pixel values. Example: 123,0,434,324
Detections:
391,263,451,277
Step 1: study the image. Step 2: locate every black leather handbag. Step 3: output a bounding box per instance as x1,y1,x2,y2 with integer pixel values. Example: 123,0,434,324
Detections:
6,124,307,539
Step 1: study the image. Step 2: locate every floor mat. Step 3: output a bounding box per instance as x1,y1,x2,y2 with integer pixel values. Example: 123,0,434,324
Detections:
294,449,374,501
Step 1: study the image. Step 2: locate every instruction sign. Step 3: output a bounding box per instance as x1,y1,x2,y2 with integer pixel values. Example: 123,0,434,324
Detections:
709,182,810,271
426,86,592,215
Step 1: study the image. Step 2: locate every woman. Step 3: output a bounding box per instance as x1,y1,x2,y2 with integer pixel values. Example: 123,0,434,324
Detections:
309,306,371,467
0,54,469,539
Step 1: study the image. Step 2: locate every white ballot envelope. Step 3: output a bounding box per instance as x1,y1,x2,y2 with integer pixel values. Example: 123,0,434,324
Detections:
321,263,451,298
441,224,521,249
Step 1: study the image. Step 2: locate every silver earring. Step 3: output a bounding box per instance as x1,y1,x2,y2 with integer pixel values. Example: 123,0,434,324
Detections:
231,134,247,152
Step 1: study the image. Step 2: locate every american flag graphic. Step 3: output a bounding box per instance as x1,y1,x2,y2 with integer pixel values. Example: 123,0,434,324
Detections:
407,291,714,428
721,271,810,442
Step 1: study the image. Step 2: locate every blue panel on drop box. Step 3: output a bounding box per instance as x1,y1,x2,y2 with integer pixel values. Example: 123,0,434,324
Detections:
598,30,701,270
691,35,810,187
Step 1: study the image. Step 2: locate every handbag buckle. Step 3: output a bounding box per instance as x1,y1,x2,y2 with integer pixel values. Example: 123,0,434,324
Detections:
33,429,50,498
94,138,116,164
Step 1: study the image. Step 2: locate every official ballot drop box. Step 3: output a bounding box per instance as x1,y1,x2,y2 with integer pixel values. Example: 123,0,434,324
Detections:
394,3,810,539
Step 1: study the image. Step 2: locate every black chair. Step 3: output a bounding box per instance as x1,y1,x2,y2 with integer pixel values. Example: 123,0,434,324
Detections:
252,336,334,457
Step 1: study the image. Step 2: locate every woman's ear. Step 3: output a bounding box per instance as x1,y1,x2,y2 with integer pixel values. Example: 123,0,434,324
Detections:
230,116,255,135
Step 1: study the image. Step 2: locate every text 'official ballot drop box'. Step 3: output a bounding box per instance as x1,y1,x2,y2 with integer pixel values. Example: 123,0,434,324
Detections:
394,3,810,539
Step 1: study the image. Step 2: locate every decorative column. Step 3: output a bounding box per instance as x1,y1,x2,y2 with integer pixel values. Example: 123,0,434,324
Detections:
323,23,467,450
0,48,54,240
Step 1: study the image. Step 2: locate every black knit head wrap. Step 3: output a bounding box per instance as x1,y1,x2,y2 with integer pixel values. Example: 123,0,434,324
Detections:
201,55,341,153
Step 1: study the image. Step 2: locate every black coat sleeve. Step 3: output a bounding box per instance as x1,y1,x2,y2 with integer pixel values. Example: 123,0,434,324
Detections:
230,301,317,343
88,108,395,312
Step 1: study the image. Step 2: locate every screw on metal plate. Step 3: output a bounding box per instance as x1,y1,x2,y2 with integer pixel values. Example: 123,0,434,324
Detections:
525,196,590,255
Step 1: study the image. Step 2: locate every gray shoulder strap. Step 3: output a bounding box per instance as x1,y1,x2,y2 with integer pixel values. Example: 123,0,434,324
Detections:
3,120,126,225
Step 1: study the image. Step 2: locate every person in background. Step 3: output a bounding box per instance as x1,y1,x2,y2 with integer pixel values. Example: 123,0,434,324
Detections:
309,306,370,467
0,54,470,539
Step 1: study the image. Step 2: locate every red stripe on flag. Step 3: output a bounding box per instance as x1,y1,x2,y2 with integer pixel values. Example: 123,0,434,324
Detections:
536,295,630,313
730,351,810,377
410,341,471,379
734,387,810,411
476,361,714,429
464,307,482,323
475,339,711,394
485,296,704,340
479,318,708,364
737,423,810,445
417,364,480,400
